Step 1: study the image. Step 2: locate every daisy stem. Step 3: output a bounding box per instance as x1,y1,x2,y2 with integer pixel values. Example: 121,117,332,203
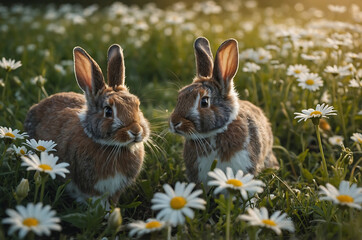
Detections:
39,174,49,202
336,95,347,140
314,124,329,180
226,193,232,240
251,74,259,105
1,72,9,102
167,225,171,240
0,142,9,167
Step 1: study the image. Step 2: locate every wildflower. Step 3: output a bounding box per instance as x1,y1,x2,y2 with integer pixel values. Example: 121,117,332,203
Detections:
24,139,57,152
319,180,362,209
328,135,344,146
242,62,261,73
294,103,337,122
2,202,61,239
9,145,28,157
15,178,29,203
251,48,272,64
54,64,66,76
324,65,352,77
107,208,122,231
0,57,22,71
286,64,309,77
350,133,362,144
30,75,46,87
0,127,28,140
128,219,166,238
349,79,361,88
208,167,265,199
238,207,295,235
297,73,323,91
151,182,206,226
21,152,69,179
327,5,346,13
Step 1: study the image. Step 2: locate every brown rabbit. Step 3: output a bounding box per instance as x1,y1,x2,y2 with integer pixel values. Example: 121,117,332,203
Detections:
24,44,150,204
169,37,279,185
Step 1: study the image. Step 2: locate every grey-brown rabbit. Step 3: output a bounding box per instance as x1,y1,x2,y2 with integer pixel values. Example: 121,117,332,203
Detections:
169,37,279,185
24,44,150,204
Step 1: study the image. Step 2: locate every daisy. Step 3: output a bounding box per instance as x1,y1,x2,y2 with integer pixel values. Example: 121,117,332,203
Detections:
297,73,323,91
2,202,61,239
21,152,69,179
319,180,362,209
238,207,295,235
327,4,346,13
324,65,351,77
348,79,361,88
11,145,28,156
0,57,22,71
151,182,206,226
286,64,309,77
24,139,57,152
350,133,362,144
328,135,344,146
0,127,28,140
242,62,261,73
128,218,166,238
207,167,265,199
294,103,337,122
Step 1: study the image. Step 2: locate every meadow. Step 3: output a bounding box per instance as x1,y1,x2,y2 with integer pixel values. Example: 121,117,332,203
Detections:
0,1,361,239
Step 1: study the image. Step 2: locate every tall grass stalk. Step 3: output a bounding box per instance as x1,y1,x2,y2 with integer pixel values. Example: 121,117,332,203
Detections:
314,123,329,180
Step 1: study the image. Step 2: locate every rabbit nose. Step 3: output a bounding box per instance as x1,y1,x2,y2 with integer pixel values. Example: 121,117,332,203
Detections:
170,121,182,133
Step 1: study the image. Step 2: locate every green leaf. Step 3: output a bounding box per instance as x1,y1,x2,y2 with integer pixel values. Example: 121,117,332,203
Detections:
297,149,309,164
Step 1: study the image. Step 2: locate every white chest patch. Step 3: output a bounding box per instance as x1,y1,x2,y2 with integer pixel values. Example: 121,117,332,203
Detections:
197,148,253,186
94,173,130,196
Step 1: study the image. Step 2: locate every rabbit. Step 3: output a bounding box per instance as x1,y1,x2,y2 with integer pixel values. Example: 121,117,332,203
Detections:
169,37,279,185
24,44,150,205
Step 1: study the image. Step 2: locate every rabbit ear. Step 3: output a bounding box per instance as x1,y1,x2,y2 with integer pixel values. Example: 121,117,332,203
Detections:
194,37,214,78
212,39,239,95
107,44,125,87
73,47,105,95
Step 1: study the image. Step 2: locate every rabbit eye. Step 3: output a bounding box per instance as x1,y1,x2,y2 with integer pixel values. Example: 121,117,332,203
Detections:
200,96,210,108
104,106,113,118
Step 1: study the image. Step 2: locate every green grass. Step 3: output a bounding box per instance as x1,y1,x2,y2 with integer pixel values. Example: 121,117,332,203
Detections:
0,1,361,239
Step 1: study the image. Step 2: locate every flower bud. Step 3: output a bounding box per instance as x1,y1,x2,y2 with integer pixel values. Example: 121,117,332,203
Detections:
34,171,42,187
15,178,29,203
107,208,122,231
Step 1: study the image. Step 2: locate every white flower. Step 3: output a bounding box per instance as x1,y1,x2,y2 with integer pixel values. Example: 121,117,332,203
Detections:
0,57,22,71
287,64,309,77
349,79,362,88
294,103,337,122
319,180,362,209
24,139,57,152
238,207,295,235
0,127,28,140
328,135,344,146
128,218,166,238
324,65,352,77
2,202,61,239
30,75,46,86
207,167,265,199
297,73,323,91
54,64,66,76
21,152,69,179
11,145,28,156
242,62,261,73
251,48,272,64
151,182,206,226
327,5,346,13
351,133,362,144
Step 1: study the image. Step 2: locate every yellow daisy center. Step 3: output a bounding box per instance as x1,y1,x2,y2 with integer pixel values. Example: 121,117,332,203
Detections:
170,196,187,210
305,79,315,85
145,221,162,229
336,195,354,203
294,69,301,74
226,179,243,187
310,110,322,116
262,219,277,227
23,217,39,227
5,132,15,138
39,164,52,171
259,55,265,60
20,149,26,155
36,146,46,152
